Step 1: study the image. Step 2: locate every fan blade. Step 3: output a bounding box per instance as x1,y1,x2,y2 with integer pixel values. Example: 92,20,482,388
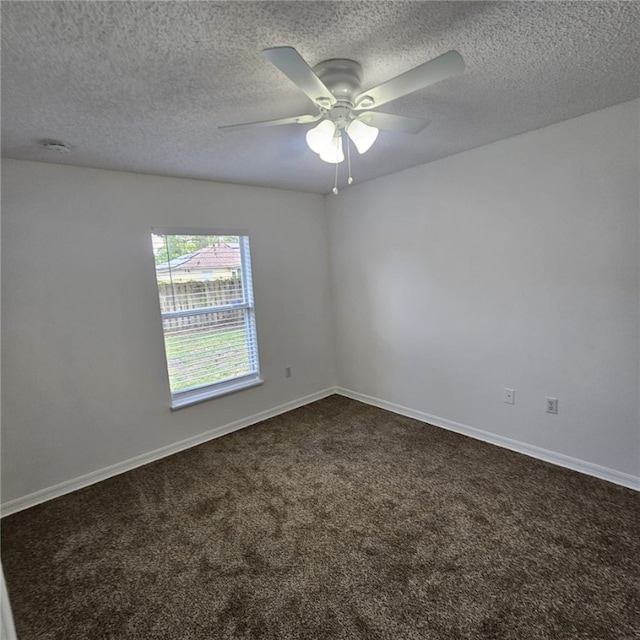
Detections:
219,113,321,131
262,47,336,107
357,111,430,134
354,50,465,110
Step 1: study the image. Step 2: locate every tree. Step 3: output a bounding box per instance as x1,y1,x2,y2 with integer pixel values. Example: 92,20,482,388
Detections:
153,234,235,264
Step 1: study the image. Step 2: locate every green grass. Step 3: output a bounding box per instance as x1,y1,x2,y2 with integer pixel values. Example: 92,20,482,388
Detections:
163,327,251,392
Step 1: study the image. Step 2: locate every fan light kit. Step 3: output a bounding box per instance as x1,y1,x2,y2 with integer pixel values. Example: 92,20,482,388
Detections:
221,47,465,193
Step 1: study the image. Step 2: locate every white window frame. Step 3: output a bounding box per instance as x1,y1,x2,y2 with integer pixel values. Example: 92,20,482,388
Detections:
152,228,262,409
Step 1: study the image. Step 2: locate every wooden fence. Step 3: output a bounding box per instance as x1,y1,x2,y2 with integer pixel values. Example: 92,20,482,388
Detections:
158,277,244,331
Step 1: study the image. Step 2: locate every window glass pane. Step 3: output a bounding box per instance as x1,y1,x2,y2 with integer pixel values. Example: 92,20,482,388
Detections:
156,279,245,314
162,312,252,392
152,232,260,403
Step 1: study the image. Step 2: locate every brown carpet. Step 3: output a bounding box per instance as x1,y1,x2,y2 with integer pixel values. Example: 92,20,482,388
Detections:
2,395,639,639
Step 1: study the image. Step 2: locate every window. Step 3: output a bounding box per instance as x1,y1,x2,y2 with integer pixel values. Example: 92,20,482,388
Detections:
151,229,262,409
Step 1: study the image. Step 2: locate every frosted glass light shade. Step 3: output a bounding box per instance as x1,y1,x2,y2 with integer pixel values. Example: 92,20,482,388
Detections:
319,133,344,164
346,119,379,154
306,120,336,155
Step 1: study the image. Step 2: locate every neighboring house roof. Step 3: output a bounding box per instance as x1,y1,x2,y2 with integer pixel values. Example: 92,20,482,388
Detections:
157,244,240,273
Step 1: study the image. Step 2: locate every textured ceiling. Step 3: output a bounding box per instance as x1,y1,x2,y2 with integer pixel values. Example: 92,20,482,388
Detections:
2,1,640,195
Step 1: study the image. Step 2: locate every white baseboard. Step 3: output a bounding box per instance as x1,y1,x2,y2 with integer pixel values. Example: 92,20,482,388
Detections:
4,385,636,517
336,387,639,491
0,387,338,517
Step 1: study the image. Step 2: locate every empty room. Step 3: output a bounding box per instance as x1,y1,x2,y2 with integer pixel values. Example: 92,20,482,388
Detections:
1,2,638,639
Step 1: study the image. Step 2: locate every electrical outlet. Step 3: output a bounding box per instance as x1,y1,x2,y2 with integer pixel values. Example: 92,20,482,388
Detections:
546,397,558,414
503,388,515,404
285,366,292,378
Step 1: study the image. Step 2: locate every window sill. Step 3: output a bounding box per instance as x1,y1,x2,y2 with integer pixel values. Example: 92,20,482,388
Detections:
170,376,263,411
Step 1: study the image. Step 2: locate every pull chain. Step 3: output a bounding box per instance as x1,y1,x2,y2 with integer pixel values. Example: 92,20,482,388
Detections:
332,161,339,195
347,135,353,185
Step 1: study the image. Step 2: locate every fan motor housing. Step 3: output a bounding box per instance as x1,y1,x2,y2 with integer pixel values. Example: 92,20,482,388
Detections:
313,59,363,101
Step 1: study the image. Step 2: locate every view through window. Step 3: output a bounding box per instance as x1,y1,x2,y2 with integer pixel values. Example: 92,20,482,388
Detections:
152,230,261,408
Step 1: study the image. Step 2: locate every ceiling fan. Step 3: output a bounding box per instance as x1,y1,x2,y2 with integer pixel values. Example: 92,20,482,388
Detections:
220,46,465,190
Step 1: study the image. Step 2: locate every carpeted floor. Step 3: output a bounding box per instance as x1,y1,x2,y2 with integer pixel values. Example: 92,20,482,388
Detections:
2,395,639,639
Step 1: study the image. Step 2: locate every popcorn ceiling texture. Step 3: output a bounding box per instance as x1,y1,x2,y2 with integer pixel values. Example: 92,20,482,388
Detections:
2,1,639,194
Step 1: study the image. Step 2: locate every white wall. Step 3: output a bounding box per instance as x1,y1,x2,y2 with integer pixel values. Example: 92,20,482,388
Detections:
327,99,640,480
2,99,638,507
1,161,335,504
